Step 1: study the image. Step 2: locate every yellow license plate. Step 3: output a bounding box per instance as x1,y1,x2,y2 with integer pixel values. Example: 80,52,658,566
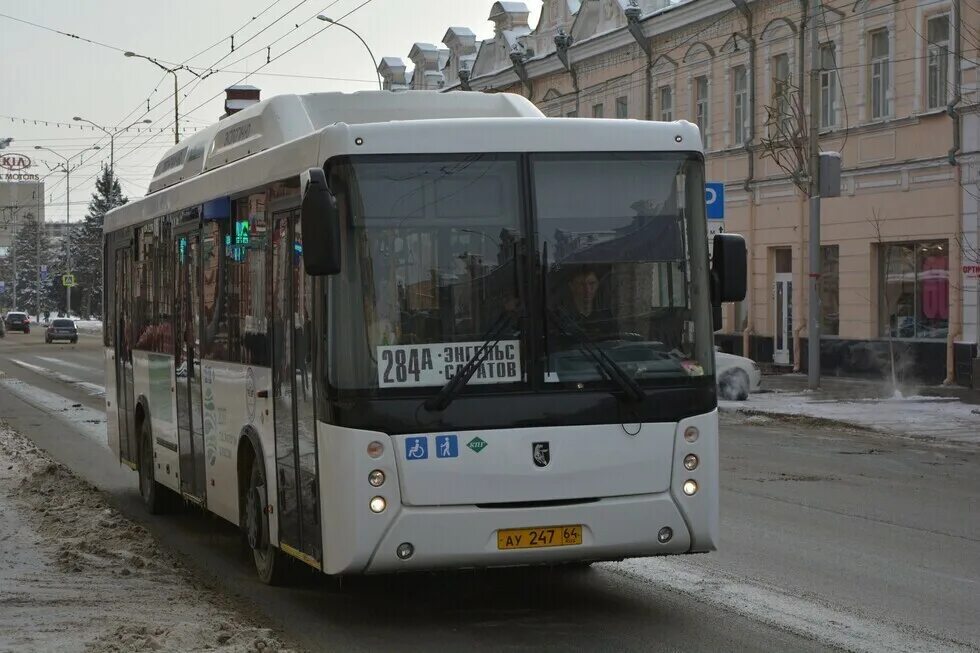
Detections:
497,525,583,550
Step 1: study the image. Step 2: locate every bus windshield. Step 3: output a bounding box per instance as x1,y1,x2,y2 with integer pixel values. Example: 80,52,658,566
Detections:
328,152,713,394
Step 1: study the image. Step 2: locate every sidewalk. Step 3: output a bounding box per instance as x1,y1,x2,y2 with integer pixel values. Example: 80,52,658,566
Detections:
720,374,980,446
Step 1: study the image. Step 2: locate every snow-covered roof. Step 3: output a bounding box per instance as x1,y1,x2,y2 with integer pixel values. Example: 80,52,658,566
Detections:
225,99,256,110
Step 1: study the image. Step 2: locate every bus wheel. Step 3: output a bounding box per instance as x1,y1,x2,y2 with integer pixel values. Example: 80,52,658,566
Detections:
245,457,293,585
138,418,176,514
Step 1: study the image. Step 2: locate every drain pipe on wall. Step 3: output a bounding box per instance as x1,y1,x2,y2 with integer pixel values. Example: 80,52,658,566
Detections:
625,4,654,121
945,0,963,385
554,30,580,116
731,0,756,356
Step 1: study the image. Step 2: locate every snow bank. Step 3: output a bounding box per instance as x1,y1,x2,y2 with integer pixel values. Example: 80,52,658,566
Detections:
0,423,293,652
721,392,980,445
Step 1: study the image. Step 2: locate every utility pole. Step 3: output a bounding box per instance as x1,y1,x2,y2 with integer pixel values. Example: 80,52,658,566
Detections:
124,51,201,144
807,0,822,390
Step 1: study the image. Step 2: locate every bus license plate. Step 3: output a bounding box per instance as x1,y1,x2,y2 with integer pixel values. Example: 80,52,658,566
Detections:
497,525,582,550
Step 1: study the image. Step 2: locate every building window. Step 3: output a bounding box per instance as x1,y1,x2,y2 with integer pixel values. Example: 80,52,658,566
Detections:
869,28,890,119
732,65,748,145
772,53,792,133
820,245,839,336
694,75,709,147
566,110,578,118
927,15,950,110
820,43,838,129
592,103,604,119
879,241,948,339
659,86,673,121
615,95,628,119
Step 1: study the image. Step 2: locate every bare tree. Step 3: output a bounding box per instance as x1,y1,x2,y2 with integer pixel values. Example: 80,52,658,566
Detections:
867,207,906,394
760,80,811,195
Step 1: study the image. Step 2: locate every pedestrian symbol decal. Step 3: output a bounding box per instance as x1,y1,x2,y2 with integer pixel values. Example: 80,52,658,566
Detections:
406,437,428,460
436,435,458,458
467,437,488,453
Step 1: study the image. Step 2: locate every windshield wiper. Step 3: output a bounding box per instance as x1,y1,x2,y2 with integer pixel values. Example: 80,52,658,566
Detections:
549,307,645,403
424,310,519,412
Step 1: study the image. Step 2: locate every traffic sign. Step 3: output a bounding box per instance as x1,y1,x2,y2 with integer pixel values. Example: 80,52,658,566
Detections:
62,273,76,288
706,182,725,220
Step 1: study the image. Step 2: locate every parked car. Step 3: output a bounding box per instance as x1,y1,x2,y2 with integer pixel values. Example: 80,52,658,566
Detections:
4,311,30,334
45,318,78,344
715,348,762,401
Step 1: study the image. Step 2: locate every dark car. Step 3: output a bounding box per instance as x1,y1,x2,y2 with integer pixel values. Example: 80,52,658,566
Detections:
46,318,78,344
4,311,30,333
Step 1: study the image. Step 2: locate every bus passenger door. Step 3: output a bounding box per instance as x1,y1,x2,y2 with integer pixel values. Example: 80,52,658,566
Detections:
114,244,137,466
175,231,206,500
271,209,321,566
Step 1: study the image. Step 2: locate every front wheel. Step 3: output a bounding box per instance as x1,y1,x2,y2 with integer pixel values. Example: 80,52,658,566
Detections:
244,456,294,585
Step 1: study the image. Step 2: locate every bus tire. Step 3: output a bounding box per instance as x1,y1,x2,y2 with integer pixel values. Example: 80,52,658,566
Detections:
245,456,293,585
138,417,177,514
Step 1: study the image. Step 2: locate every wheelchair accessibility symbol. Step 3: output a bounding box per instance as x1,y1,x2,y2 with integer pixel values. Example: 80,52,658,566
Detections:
406,437,428,460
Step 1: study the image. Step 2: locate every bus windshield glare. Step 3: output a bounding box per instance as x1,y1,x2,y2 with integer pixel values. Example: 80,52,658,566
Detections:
328,152,714,394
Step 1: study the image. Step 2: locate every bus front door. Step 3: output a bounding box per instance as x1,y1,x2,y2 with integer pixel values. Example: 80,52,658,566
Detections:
114,245,137,467
175,232,206,501
271,209,322,567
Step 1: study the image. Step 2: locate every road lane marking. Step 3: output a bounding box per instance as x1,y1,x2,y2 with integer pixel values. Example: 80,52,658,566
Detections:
0,378,107,447
35,356,99,375
606,558,972,652
10,359,105,397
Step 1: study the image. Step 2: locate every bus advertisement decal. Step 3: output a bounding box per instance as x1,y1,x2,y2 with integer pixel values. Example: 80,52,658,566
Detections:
376,341,521,388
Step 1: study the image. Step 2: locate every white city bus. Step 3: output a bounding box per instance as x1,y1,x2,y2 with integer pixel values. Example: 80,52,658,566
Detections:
103,91,745,583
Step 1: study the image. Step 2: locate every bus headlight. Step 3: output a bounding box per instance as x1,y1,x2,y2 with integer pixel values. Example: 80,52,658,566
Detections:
682,480,698,496
369,496,387,513
367,441,384,458
683,454,699,471
369,470,385,487
684,426,699,442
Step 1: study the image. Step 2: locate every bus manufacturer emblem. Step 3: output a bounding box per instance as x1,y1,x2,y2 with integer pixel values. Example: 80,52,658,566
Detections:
466,437,488,453
532,442,550,468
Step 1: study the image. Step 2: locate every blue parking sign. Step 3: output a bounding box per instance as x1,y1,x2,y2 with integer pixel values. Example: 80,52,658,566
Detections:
706,182,724,220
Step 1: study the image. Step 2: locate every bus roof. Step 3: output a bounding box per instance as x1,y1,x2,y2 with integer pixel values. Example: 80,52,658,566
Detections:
105,91,702,234
145,91,542,195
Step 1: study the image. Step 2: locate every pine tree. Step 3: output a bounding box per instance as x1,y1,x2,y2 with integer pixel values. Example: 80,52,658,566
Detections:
76,165,126,318
0,213,54,318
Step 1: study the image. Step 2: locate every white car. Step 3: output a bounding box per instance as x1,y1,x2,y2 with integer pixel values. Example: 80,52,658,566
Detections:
715,348,762,400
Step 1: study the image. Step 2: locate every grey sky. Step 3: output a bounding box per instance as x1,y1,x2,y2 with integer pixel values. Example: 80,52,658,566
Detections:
1,0,542,223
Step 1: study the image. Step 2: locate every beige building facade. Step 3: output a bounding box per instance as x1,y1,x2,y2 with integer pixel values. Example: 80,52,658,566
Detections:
380,0,980,386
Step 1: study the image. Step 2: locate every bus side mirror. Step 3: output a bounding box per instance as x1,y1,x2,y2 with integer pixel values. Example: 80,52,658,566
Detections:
711,233,747,304
300,167,341,276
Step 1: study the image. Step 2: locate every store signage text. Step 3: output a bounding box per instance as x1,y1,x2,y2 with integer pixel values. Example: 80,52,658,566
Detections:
0,152,39,181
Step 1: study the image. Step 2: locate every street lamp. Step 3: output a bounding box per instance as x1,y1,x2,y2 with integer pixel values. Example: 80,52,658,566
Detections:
32,144,100,316
72,116,151,172
316,15,383,91
124,51,201,144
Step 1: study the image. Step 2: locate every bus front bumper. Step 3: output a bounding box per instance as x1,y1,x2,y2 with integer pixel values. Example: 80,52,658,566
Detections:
361,492,695,574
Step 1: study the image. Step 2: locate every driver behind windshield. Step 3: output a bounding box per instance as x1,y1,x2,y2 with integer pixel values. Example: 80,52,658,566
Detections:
560,266,617,338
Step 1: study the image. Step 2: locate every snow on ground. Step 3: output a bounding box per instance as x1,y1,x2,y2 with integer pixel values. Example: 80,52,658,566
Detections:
720,392,980,445
0,423,292,653
72,319,103,334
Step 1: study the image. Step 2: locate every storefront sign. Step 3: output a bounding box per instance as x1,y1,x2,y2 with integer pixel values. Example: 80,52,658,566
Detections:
0,152,39,181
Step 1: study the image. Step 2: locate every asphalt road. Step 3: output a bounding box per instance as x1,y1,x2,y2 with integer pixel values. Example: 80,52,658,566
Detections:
1,329,977,652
